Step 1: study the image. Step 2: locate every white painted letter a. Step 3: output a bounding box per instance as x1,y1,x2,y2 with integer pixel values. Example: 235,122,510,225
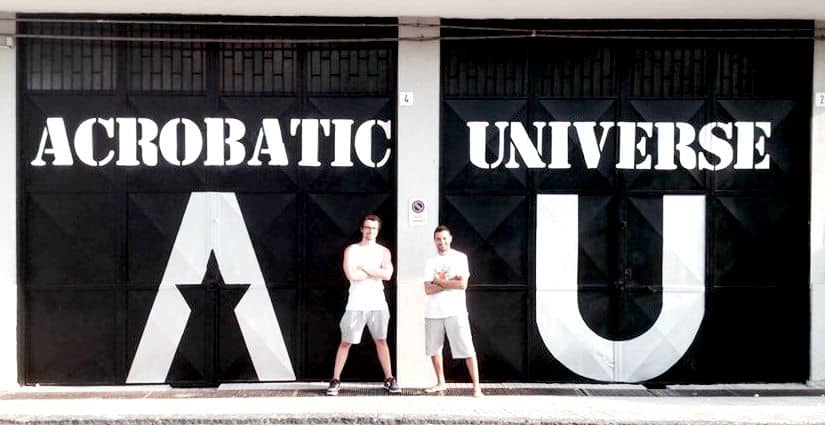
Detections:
127,192,295,383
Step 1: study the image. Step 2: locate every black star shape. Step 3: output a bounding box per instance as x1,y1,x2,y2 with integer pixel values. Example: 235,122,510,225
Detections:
167,252,256,386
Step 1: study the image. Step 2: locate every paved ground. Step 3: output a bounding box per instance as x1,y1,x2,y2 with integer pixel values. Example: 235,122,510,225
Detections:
1,383,824,424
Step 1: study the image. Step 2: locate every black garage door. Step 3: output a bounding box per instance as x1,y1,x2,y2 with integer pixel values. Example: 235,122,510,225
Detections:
20,16,397,385
440,20,812,383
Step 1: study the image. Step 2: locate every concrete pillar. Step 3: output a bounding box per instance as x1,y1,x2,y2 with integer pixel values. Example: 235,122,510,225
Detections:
0,13,18,388
811,24,825,385
396,17,439,387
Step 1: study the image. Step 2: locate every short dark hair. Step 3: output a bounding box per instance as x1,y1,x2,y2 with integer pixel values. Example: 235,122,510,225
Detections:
433,225,451,236
362,214,382,229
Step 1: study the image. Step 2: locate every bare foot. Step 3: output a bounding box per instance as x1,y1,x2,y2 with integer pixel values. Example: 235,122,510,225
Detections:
473,387,484,397
425,384,447,393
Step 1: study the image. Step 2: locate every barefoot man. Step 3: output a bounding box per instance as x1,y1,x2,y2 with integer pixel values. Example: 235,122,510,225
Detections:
423,225,483,397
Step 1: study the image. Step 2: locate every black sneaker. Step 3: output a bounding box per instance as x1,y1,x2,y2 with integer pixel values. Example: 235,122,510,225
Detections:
326,378,341,396
383,376,400,393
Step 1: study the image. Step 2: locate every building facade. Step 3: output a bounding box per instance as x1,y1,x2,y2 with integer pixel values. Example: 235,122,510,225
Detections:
0,2,824,388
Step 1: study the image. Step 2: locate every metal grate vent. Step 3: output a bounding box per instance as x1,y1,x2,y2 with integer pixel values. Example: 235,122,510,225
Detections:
629,46,707,98
220,43,297,94
126,24,207,92
23,22,116,91
535,44,616,97
306,44,394,96
443,42,526,98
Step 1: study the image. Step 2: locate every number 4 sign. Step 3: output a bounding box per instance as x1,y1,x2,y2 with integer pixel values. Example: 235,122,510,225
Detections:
400,91,414,106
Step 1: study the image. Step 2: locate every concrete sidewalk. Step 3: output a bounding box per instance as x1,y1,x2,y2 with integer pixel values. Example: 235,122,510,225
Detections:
0,383,824,424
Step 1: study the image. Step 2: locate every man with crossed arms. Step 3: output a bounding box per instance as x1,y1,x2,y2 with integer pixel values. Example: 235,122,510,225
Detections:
423,225,483,397
327,214,400,395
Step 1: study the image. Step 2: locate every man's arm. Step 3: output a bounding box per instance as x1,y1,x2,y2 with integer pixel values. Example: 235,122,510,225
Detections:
423,259,442,295
435,253,470,290
343,246,369,281
424,281,443,294
432,275,468,290
360,246,394,281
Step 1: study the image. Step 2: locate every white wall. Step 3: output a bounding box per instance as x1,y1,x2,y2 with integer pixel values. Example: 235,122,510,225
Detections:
810,23,825,385
0,12,17,389
395,17,439,387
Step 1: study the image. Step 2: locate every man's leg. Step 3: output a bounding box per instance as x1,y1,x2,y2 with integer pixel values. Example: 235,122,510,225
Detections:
424,318,447,392
332,341,352,380
446,315,482,397
366,310,399,393
374,338,393,379
465,356,483,397
366,310,394,380
327,341,351,396
328,311,365,395
425,353,448,392
335,311,367,380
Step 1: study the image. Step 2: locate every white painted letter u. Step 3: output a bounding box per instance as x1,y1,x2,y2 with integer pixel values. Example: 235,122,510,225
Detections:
536,194,705,382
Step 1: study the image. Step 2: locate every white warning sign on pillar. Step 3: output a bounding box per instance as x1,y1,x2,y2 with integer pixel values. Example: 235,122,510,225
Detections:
408,198,428,227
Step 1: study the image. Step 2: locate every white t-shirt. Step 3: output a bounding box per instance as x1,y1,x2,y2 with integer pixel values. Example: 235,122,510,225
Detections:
344,242,389,311
423,249,470,319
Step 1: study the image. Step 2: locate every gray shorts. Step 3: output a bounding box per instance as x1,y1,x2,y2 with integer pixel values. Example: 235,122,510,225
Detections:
339,310,390,344
425,315,476,359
